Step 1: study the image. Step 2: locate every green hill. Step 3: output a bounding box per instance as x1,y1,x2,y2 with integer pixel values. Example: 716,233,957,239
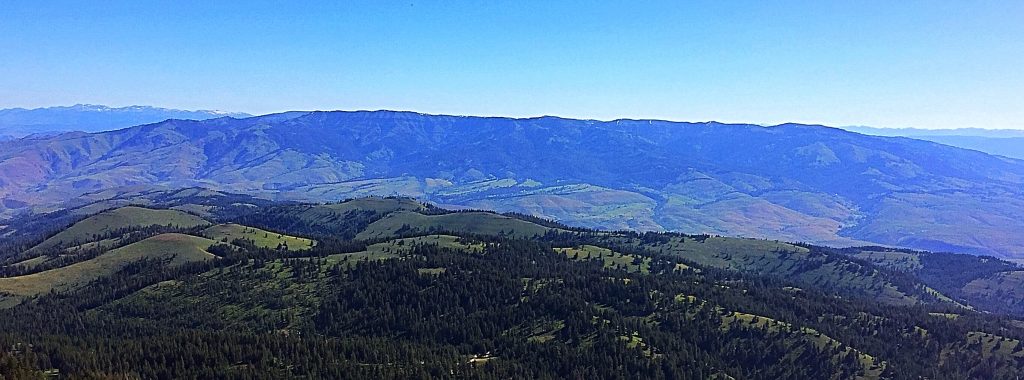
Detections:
323,234,485,267
355,211,551,240
323,197,425,214
590,235,934,305
965,331,1024,365
851,249,923,272
32,206,210,250
841,247,1024,315
282,197,424,226
0,233,217,300
203,223,315,251
678,295,887,379
3,200,1024,378
961,271,1024,312
556,245,651,274
231,197,425,240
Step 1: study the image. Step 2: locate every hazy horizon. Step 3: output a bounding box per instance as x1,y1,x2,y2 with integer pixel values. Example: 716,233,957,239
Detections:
2,1,1023,130
6,103,1024,132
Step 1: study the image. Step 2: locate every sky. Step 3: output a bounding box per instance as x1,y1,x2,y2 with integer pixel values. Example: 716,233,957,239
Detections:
1,1,1023,129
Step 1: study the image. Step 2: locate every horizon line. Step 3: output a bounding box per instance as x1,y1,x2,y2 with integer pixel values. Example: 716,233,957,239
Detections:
4,103,1024,132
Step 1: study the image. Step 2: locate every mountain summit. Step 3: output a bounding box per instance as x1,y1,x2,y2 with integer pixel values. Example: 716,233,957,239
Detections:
2,110,1023,258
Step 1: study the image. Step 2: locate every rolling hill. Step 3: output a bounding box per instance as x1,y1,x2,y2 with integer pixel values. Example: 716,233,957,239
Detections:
31,206,210,250
2,111,1024,259
592,235,928,305
0,233,217,301
355,210,552,240
203,223,315,250
1,197,1023,378
847,247,1024,315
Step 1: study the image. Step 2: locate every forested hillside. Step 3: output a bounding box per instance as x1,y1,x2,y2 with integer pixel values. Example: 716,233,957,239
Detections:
0,195,1022,378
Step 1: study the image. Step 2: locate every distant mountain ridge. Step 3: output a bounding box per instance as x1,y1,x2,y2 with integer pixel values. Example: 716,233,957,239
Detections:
907,135,1024,160
2,110,1024,258
0,104,251,136
843,125,1024,138
843,126,1024,159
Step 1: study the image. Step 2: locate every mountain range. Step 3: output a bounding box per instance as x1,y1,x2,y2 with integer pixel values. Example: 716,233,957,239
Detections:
1,110,1023,259
0,104,250,137
843,126,1024,160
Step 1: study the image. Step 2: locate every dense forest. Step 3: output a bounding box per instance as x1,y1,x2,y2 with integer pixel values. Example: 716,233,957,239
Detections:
0,194,1023,379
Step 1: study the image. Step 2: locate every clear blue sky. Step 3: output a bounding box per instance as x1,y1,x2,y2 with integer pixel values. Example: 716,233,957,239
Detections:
2,1,1022,129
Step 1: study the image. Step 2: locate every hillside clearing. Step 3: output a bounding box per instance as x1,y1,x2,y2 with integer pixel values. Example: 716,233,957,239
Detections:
322,234,484,268
203,223,315,251
0,233,217,300
355,211,550,240
556,245,651,274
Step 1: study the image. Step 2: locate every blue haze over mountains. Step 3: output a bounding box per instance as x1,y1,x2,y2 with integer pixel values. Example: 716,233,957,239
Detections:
0,104,250,138
843,126,1024,160
1,108,1023,259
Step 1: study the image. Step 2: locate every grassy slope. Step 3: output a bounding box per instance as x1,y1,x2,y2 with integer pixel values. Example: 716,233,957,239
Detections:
720,310,885,379
555,245,651,274
0,233,217,298
291,198,424,225
66,236,124,252
324,234,484,267
326,197,425,214
852,250,923,272
598,235,923,305
170,204,216,218
675,295,885,379
99,232,893,379
842,248,1020,312
33,206,209,250
962,270,1024,306
355,211,550,240
203,223,315,251
348,206,932,306
11,256,49,269
106,263,319,331
965,331,1024,363
105,234,482,329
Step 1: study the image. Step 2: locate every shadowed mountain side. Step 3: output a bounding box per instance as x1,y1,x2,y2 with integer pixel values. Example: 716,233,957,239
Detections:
2,110,1023,257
